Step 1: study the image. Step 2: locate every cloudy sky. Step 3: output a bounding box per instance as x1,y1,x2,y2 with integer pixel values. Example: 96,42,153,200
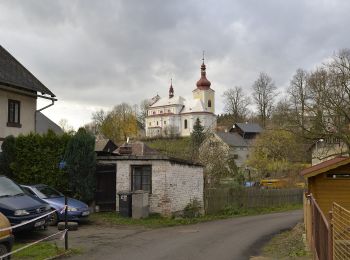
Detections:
1,0,349,129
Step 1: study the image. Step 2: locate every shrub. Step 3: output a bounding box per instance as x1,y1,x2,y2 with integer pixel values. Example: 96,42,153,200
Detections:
183,199,202,218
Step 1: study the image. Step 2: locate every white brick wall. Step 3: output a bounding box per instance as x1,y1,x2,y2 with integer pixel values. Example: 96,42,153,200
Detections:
114,159,204,216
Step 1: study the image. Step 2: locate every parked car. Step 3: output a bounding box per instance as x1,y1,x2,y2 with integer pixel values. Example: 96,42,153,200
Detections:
21,184,90,225
0,176,51,231
0,212,14,259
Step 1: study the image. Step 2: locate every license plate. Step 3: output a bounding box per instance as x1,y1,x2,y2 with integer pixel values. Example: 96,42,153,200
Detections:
82,211,90,216
34,220,45,227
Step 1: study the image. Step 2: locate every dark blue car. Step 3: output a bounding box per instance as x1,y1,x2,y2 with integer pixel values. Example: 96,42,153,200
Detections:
0,176,51,231
21,184,90,225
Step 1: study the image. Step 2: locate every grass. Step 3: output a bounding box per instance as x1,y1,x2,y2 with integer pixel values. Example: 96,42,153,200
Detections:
144,137,193,161
90,204,302,229
12,242,80,260
261,223,312,259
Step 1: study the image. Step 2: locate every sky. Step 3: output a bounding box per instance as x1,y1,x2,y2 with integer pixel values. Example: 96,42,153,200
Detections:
1,0,350,129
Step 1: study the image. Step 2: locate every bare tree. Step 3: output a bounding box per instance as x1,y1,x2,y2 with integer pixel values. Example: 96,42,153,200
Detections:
222,86,251,123
288,69,310,133
138,99,151,129
58,119,74,133
252,72,277,127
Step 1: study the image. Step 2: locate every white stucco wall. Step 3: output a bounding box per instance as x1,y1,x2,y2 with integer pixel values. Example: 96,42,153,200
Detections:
114,159,204,216
0,88,36,139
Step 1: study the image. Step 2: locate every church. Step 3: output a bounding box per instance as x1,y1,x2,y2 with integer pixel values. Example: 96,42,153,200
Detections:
145,59,217,137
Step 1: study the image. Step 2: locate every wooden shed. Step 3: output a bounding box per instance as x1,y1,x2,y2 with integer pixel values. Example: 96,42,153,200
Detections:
301,156,350,217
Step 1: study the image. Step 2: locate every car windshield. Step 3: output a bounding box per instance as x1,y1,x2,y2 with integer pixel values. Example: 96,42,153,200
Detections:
36,186,64,199
0,177,25,197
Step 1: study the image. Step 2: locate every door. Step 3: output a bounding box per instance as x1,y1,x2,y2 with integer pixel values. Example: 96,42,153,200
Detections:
95,163,116,211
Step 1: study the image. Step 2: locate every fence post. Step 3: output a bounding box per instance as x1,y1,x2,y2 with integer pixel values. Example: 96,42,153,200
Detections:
328,211,333,260
65,196,69,250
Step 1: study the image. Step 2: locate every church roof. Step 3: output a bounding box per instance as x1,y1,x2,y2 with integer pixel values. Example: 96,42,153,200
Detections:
150,95,185,108
180,99,206,114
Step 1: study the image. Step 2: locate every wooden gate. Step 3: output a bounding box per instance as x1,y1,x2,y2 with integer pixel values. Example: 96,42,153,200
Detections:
95,163,116,211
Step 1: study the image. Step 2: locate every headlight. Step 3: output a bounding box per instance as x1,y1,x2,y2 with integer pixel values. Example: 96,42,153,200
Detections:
14,209,30,216
67,206,78,212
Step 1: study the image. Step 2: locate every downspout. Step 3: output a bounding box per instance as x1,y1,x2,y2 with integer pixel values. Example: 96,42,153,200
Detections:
35,96,57,133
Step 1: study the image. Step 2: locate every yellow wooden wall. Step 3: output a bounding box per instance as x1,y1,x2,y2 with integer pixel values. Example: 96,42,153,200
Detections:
309,164,350,218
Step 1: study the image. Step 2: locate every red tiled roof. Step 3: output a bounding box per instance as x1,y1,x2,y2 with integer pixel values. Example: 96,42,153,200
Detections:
300,156,350,178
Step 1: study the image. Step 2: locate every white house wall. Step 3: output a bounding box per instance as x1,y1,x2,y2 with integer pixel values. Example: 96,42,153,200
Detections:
0,88,36,139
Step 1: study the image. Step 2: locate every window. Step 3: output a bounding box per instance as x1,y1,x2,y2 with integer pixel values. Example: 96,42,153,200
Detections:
156,121,158,126
184,119,188,129
160,110,163,114
208,100,212,107
131,165,152,192
168,109,171,113
164,121,166,125
149,122,151,126
7,100,21,127
153,111,156,115
233,154,238,159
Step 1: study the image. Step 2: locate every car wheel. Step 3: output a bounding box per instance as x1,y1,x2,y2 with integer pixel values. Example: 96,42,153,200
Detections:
48,211,59,226
0,244,9,260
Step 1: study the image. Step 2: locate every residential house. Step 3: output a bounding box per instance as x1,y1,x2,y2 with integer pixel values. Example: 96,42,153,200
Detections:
310,137,348,165
145,58,216,137
215,122,263,167
0,45,57,148
96,141,204,216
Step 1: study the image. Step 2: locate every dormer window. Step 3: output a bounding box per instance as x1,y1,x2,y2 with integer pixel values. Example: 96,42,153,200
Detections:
208,100,212,108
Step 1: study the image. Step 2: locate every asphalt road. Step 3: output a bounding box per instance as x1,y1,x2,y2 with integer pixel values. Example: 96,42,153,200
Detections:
68,210,302,260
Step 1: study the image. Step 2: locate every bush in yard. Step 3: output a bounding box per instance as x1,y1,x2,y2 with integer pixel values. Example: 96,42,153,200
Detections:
64,128,96,203
0,135,16,178
11,130,71,193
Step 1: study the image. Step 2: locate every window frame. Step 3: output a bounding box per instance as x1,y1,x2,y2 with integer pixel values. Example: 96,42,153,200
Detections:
7,99,21,128
131,165,152,193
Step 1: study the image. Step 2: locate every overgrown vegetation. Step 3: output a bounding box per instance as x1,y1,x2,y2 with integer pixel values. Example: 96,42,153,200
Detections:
262,223,311,259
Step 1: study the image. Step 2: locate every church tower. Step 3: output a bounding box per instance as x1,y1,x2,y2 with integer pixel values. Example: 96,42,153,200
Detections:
192,56,215,114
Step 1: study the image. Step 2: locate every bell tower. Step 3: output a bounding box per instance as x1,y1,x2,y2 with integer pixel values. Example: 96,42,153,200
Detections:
193,53,215,114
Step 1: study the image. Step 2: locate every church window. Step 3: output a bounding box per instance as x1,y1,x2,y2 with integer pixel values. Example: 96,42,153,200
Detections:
156,121,158,126
164,121,166,125
184,119,188,129
208,100,212,107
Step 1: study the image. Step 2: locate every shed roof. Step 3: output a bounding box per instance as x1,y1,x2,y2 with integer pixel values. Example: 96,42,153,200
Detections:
300,156,350,178
216,132,248,147
234,123,263,134
35,112,63,135
0,45,55,97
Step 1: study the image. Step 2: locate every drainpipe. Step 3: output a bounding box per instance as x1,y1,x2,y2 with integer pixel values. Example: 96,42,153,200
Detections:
35,95,57,133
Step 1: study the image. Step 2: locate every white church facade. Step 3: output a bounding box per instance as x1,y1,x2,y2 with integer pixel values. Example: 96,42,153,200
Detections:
145,60,217,137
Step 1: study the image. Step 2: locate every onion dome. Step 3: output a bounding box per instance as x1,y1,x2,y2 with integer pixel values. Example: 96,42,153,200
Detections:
196,60,211,90
169,78,174,98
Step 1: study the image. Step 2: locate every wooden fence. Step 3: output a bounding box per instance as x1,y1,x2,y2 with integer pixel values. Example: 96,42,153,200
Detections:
332,203,350,260
304,194,350,260
205,187,304,214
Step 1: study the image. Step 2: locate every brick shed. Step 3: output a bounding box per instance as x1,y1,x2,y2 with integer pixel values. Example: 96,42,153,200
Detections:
96,142,204,216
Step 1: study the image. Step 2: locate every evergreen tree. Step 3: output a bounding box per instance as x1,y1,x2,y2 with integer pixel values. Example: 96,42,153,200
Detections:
0,135,16,178
64,128,96,202
191,118,206,160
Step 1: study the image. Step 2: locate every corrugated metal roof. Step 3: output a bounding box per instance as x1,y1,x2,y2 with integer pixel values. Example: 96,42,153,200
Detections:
300,156,350,178
216,132,248,147
0,45,55,96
